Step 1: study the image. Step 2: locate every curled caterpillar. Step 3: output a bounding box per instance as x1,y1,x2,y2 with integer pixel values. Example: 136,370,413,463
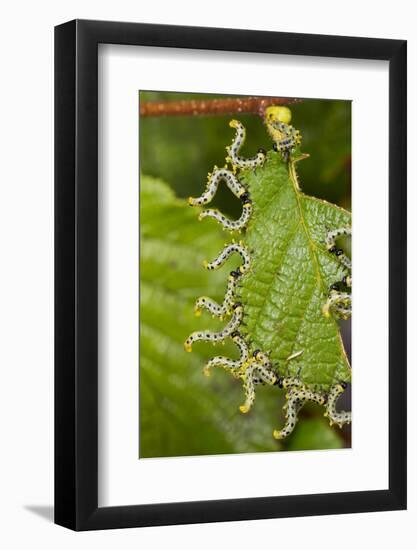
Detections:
198,198,252,232
273,383,327,439
264,106,302,159
324,382,351,428
273,378,350,438
203,331,249,377
201,330,277,413
273,390,304,439
326,226,352,270
240,358,278,413
202,343,278,414
322,290,351,320
195,271,241,318
188,168,246,207
226,119,266,170
239,362,257,413
184,303,243,352
323,226,352,320
204,242,250,274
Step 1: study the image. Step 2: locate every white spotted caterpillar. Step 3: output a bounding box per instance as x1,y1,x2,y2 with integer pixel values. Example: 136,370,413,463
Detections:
184,106,351,440
323,227,352,320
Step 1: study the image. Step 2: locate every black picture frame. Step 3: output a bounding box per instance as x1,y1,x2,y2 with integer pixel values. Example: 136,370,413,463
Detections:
55,19,407,531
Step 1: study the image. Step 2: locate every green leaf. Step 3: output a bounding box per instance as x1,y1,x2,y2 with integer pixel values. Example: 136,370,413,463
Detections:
140,175,284,457
239,152,351,391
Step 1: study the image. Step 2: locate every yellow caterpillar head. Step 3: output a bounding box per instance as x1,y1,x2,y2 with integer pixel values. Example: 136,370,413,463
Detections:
265,106,292,125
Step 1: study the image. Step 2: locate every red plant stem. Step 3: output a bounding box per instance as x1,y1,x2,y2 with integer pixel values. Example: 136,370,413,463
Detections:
140,96,301,118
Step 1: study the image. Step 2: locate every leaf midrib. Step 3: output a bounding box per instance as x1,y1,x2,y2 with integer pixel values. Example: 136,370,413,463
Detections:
285,159,343,361
289,160,327,297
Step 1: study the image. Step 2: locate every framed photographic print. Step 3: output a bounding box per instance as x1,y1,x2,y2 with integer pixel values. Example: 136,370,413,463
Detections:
55,20,407,530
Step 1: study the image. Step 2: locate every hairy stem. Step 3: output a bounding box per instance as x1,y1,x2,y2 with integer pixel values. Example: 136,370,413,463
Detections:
140,96,301,117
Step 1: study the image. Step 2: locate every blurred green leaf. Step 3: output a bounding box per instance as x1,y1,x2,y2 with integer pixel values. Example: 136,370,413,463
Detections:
287,418,343,451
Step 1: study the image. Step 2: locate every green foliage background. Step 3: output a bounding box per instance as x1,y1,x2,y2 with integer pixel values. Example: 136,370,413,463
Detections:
139,91,351,458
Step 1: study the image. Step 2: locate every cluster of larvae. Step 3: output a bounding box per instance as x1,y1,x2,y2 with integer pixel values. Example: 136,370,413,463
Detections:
184,106,351,439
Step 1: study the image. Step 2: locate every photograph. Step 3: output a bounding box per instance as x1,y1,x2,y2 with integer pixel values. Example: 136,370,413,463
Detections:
0,1,409,543
139,91,352,458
